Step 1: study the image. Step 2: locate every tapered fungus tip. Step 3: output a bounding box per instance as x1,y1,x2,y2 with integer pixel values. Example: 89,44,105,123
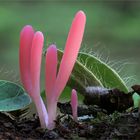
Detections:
77,10,86,16
34,31,44,39
75,10,86,22
32,31,44,48
47,44,57,50
72,89,77,95
21,25,33,34
71,89,78,105
23,25,33,29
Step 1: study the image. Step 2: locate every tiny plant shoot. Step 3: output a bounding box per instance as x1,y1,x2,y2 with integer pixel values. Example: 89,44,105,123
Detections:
19,10,86,129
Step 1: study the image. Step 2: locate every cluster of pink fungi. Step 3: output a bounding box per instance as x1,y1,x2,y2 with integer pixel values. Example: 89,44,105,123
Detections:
19,11,86,130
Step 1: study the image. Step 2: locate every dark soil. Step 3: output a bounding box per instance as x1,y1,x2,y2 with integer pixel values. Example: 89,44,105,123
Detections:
0,108,140,140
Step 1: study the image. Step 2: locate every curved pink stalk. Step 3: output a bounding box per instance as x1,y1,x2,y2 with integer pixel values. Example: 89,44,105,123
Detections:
45,44,58,130
19,25,34,94
30,31,44,93
45,44,57,97
71,89,78,121
53,11,86,99
45,11,86,129
30,31,48,128
19,26,48,128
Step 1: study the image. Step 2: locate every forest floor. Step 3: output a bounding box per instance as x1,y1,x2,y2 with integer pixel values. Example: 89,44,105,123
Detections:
0,106,140,140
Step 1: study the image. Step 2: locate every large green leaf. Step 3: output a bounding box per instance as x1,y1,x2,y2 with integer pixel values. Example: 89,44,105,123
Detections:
57,49,128,94
78,52,128,92
0,80,31,111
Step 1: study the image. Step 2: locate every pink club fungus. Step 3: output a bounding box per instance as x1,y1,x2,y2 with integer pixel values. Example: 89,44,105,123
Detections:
19,25,48,128
45,10,86,129
19,10,86,130
71,89,78,121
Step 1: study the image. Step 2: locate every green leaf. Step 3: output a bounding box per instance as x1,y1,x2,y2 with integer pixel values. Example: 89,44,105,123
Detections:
0,80,31,111
57,49,128,94
78,52,128,92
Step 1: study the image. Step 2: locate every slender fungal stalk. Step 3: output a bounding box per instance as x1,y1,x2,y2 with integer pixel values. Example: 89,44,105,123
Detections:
71,89,78,121
45,44,57,99
19,25,48,128
45,44,58,129
20,10,86,130
45,10,86,129
19,25,34,94
53,11,86,99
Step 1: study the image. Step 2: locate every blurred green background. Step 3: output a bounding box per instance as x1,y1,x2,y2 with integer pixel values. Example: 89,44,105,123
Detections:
0,0,140,91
